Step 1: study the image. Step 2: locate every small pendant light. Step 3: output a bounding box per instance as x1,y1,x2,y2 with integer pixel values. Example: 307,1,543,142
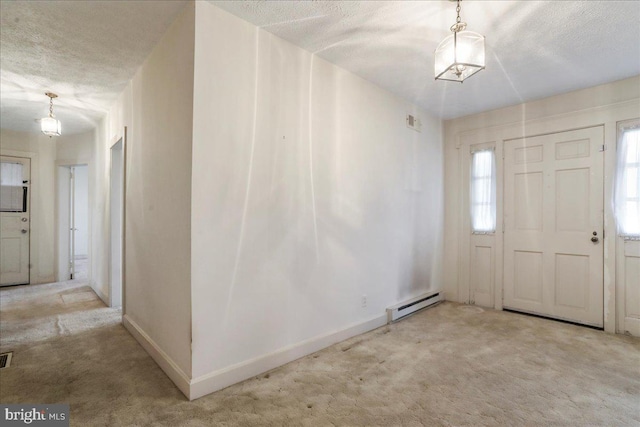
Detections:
435,0,485,83
41,92,62,137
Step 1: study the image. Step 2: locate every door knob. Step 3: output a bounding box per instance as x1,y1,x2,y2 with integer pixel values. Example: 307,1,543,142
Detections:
21,229,28,234
591,236,599,243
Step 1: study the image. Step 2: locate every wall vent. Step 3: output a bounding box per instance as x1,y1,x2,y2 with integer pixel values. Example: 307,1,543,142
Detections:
406,114,422,132
0,352,13,369
386,291,441,323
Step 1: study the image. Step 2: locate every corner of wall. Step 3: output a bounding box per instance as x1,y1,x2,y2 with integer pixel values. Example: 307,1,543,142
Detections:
123,314,192,399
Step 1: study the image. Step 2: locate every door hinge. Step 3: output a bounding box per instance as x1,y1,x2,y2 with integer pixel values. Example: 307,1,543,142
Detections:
599,145,605,152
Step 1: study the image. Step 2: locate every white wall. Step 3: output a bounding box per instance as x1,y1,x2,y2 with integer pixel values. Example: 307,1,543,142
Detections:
56,132,94,163
87,113,110,302
190,2,444,394
104,2,194,384
109,141,123,308
443,75,640,334
1,129,56,284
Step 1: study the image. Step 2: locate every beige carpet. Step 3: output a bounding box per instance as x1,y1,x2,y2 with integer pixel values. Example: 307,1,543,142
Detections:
1,280,639,426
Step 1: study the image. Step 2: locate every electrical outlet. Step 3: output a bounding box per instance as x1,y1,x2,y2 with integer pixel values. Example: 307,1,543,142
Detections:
361,295,367,308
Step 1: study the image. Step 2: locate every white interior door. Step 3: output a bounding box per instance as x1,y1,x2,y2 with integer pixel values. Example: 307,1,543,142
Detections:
503,127,604,327
1,156,31,286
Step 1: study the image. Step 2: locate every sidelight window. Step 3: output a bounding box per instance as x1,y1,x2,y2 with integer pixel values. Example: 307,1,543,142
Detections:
615,121,640,237
470,148,496,233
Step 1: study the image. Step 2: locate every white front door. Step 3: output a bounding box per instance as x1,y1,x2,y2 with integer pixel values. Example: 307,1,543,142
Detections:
1,156,31,286
503,127,604,327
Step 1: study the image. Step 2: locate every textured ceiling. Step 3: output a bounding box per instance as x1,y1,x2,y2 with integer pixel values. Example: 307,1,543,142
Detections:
1,1,639,135
212,0,640,120
0,0,187,134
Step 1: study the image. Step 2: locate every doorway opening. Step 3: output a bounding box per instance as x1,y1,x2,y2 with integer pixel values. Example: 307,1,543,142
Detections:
110,138,124,308
57,164,89,281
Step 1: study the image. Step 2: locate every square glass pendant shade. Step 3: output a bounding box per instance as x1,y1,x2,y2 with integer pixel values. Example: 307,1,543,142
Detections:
41,117,61,137
435,30,485,82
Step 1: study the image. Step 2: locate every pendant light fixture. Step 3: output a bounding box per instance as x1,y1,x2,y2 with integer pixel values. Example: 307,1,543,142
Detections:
41,92,61,137
434,0,485,83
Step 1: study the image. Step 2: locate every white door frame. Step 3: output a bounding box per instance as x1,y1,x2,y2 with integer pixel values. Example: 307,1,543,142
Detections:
453,99,639,334
56,163,90,281
0,155,31,286
0,149,43,284
109,128,127,311
56,165,71,282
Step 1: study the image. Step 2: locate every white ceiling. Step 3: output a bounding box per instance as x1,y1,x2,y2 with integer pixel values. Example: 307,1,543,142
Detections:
212,0,640,120
1,1,639,135
0,0,187,134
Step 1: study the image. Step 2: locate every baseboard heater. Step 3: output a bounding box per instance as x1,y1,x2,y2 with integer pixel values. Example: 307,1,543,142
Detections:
386,291,442,323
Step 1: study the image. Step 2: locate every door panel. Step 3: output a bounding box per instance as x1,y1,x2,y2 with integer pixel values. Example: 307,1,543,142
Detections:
0,156,30,286
513,250,543,303
470,242,494,307
514,172,543,230
554,253,589,309
620,241,640,335
625,255,640,317
556,168,589,231
1,235,22,272
504,127,604,327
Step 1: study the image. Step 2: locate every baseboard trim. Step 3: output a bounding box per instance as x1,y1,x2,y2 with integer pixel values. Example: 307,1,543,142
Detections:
122,314,191,399
189,314,387,400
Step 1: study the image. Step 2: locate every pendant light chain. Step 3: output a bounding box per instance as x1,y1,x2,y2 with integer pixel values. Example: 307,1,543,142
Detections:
450,0,466,33
41,92,61,137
